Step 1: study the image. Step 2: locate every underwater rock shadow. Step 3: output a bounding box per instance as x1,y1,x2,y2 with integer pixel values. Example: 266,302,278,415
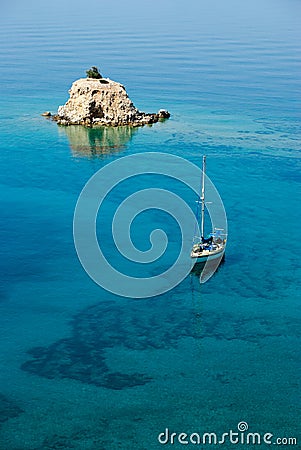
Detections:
0,393,24,425
21,297,300,390
21,298,193,390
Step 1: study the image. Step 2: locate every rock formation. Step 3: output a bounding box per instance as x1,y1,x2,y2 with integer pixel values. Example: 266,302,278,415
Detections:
51,77,170,127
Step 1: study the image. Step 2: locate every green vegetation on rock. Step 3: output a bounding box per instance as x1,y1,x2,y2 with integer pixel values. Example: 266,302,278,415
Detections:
86,66,102,79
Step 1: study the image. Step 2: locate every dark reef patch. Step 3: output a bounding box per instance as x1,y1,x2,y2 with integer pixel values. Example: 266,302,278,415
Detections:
21,298,301,389
37,424,109,450
0,394,24,424
21,298,192,389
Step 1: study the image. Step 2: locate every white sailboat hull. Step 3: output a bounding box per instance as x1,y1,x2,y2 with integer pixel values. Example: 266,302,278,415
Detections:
191,245,225,264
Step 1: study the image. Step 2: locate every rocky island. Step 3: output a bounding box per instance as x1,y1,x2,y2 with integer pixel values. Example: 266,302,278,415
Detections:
48,67,170,127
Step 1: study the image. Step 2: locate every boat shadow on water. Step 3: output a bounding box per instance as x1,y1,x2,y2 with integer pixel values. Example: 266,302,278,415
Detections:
190,253,226,278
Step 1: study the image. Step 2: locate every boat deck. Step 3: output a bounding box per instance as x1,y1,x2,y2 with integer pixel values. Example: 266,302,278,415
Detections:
190,243,225,259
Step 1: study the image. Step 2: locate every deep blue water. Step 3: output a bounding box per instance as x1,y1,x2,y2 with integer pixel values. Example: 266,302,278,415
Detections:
0,0,301,448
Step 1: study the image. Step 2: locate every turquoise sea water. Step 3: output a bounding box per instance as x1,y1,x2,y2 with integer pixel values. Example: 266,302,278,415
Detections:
1,0,301,448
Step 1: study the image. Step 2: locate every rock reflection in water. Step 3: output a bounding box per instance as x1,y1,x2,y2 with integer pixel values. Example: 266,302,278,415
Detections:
59,125,137,157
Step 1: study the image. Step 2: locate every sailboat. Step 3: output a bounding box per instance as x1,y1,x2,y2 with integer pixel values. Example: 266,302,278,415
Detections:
190,156,227,263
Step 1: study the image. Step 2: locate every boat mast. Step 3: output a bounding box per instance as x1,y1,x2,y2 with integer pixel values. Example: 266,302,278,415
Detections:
201,155,206,238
